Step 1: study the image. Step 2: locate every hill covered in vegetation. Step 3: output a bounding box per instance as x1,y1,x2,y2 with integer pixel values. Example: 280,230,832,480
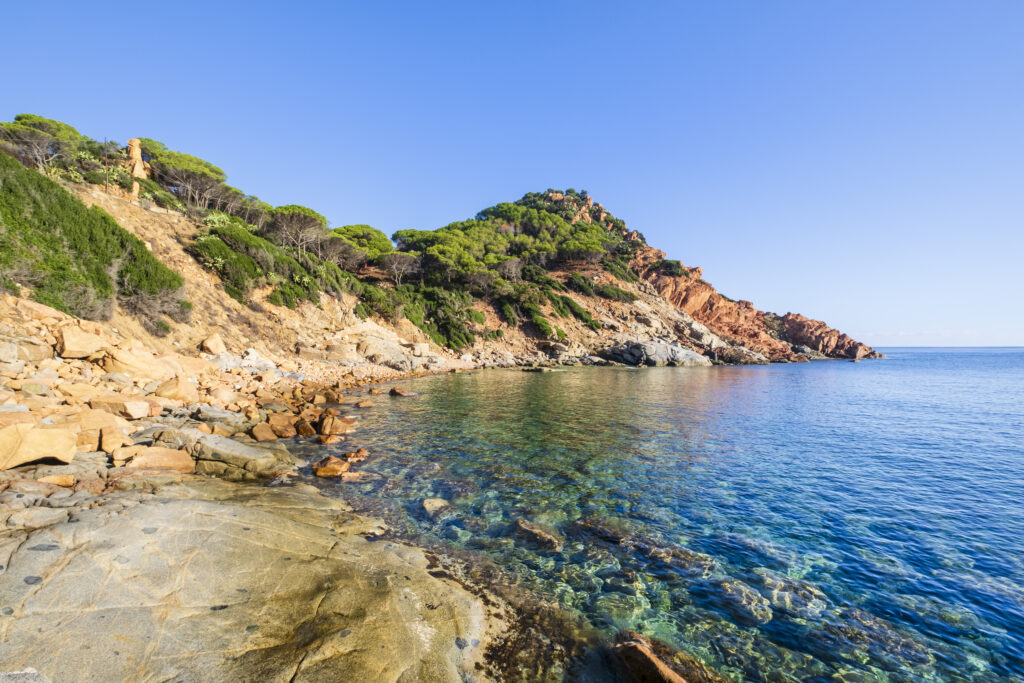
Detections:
0,113,879,361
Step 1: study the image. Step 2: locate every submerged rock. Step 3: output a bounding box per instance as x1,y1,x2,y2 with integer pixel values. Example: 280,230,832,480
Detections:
752,568,828,618
514,519,565,552
608,633,686,683
422,498,450,518
608,630,728,683
714,579,774,625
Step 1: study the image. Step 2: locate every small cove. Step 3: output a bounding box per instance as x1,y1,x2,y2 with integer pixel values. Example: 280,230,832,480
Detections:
296,349,1024,680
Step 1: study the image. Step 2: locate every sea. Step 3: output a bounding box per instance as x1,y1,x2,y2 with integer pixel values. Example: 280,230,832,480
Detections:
298,348,1024,681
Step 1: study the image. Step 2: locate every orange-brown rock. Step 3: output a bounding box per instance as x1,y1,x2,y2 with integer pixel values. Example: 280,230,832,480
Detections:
339,471,380,483
126,138,148,198
317,435,344,445
154,377,199,403
100,347,177,381
630,242,880,361
312,455,350,477
0,412,37,429
251,423,277,442
0,424,77,470
38,474,75,487
318,415,356,436
100,426,131,455
609,638,685,683
781,313,880,359
342,447,370,462
294,419,317,436
124,446,194,473
267,413,298,438
77,429,100,452
608,630,727,683
56,326,106,359
76,408,133,433
200,333,227,355
89,395,153,420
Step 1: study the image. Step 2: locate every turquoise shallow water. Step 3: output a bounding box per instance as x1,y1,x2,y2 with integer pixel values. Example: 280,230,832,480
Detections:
302,348,1024,681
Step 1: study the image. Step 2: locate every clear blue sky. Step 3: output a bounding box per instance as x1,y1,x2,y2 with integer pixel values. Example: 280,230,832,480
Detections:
4,1,1022,346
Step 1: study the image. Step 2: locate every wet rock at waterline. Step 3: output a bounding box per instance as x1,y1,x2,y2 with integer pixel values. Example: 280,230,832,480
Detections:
608,630,729,683
600,340,712,367
312,455,350,477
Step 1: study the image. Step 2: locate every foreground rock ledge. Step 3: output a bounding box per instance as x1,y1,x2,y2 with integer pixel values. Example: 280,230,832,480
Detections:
0,475,490,682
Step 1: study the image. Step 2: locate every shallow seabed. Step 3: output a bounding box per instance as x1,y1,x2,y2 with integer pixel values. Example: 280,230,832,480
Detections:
300,349,1024,681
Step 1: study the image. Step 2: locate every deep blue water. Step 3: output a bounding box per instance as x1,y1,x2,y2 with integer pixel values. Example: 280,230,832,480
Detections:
302,348,1024,681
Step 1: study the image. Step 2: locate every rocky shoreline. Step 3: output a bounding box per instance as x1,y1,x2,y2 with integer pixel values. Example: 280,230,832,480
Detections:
0,294,510,680
1,291,726,681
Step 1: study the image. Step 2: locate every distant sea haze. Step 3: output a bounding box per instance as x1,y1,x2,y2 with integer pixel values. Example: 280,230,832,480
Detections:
298,348,1024,680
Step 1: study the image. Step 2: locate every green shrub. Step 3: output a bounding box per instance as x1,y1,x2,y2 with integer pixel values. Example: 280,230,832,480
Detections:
566,272,595,296
135,177,184,210
596,283,637,302
333,224,395,260
545,288,570,317
83,170,107,185
559,294,601,330
188,220,354,308
522,264,565,291
500,301,518,325
149,320,171,337
168,299,193,323
522,303,553,337
556,327,567,340
0,151,187,322
602,257,638,282
653,259,686,277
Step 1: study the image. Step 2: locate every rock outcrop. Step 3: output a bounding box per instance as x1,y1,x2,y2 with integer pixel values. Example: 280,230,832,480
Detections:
0,475,490,681
629,242,881,361
780,312,878,359
600,339,713,367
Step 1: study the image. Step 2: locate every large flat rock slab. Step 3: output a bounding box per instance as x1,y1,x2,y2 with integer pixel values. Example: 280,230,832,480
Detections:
0,478,488,682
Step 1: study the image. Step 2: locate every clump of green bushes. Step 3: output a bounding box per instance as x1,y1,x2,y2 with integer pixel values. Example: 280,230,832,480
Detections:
188,212,348,308
596,284,637,302
0,150,188,332
653,259,687,277
602,257,638,282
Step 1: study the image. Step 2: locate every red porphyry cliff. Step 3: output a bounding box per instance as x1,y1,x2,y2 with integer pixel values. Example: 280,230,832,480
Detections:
628,239,881,361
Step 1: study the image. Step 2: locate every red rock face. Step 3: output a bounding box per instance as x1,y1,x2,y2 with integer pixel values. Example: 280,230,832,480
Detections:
629,242,880,361
781,313,880,359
